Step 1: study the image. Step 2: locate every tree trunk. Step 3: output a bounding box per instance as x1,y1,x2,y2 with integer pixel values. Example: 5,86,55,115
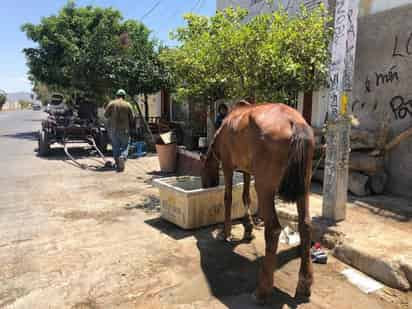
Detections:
144,93,149,121
207,103,216,145
349,152,384,174
384,126,412,152
348,172,370,197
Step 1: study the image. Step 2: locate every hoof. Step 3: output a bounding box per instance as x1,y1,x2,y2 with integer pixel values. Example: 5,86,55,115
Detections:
253,218,264,229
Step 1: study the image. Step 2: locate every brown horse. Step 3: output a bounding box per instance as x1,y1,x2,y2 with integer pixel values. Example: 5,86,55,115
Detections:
201,102,315,303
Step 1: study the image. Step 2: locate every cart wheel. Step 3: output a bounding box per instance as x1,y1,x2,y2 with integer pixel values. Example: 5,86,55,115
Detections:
95,132,109,153
38,130,50,157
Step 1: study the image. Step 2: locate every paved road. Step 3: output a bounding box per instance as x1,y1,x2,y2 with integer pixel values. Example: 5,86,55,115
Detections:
0,110,410,308
0,110,48,245
0,110,45,179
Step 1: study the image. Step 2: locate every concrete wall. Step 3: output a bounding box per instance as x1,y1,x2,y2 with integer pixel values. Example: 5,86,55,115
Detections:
358,0,412,17
352,3,412,197
218,0,412,17
2,101,25,111
217,0,326,16
297,89,328,128
135,92,162,118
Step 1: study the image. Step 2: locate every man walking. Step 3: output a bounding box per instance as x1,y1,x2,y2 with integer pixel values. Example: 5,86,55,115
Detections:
105,89,134,172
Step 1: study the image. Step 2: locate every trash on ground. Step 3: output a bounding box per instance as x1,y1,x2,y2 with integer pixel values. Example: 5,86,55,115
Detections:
311,242,328,264
341,268,384,294
159,131,176,144
279,226,300,245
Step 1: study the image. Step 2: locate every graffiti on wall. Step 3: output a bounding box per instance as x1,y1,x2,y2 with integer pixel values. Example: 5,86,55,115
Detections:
328,0,348,119
364,65,400,93
343,6,358,91
392,33,412,57
389,95,412,120
354,32,410,121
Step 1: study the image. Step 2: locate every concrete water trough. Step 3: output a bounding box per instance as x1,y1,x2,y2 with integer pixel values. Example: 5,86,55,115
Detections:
153,174,258,229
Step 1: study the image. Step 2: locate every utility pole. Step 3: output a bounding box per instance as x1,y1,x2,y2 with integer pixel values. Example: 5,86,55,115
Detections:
322,0,359,221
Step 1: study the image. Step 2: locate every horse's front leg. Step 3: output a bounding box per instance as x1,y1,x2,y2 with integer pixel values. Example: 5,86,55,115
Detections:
223,168,234,241
242,172,254,240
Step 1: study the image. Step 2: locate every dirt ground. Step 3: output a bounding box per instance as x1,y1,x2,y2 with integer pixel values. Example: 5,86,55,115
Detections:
1,111,411,308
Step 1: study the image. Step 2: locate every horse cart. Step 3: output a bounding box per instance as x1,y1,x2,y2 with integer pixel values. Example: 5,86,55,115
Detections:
38,94,111,169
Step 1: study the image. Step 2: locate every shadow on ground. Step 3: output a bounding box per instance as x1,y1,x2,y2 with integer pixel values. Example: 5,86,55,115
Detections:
145,217,306,308
0,131,39,141
35,146,117,172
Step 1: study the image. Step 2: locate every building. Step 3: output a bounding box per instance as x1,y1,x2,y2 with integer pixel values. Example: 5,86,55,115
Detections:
217,0,412,198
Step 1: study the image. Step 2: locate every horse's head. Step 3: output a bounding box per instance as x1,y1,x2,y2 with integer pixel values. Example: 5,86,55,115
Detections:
200,154,219,188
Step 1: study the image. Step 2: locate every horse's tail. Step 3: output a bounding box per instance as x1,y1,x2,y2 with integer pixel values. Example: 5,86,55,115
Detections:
278,122,314,203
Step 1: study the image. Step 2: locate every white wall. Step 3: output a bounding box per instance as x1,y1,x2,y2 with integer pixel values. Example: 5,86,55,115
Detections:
136,92,162,118
359,0,412,17
217,0,327,17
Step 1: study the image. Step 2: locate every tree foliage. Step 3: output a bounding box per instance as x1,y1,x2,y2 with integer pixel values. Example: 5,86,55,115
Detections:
22,1,170,104
0,90,6,110
161,5,333,104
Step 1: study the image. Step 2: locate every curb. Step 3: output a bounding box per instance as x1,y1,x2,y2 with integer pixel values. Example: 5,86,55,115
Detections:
276,206,412,291
334,244,411,291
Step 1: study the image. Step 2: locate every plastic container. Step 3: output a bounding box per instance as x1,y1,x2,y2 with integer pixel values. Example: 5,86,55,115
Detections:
198,137,207,148
156,143,177,173
153,174,257,229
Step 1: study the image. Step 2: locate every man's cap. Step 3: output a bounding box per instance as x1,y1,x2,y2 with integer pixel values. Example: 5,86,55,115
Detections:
116,89,127,97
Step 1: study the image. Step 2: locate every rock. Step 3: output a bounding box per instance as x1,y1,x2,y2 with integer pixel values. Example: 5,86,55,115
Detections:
350,128,377,150
348,172,370,197
350,152,384,174
369,171,388,194
334,244,411,291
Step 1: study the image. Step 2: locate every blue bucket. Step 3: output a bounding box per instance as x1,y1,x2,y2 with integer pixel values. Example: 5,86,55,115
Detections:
135,141,146,157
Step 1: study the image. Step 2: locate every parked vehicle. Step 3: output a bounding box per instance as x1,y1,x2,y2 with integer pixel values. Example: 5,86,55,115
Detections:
39,95,111,169
45,93,69,115
32,102,42,111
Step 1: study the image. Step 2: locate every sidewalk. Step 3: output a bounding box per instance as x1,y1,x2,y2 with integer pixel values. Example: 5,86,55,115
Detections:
276,183,412,291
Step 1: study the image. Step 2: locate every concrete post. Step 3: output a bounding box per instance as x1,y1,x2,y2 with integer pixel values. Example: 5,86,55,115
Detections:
322,0,359,221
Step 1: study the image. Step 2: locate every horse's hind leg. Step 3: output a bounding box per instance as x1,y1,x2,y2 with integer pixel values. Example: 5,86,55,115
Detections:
254,185,280,304
242,172,254,240
295,192,313,299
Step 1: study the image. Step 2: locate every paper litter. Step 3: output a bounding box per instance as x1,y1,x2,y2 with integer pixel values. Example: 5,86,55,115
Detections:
341,268,384,294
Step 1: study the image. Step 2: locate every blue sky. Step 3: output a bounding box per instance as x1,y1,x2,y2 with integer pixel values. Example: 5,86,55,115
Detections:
0,0,216,93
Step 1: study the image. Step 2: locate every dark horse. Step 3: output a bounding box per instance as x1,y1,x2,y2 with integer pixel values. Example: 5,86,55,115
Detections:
201,102,315,303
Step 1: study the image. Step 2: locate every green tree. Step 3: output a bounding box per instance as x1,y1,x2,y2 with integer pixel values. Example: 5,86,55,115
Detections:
18,100,32,109
161,5,332,105
31,80,53,105
22,1,170,108
0,90,6,111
